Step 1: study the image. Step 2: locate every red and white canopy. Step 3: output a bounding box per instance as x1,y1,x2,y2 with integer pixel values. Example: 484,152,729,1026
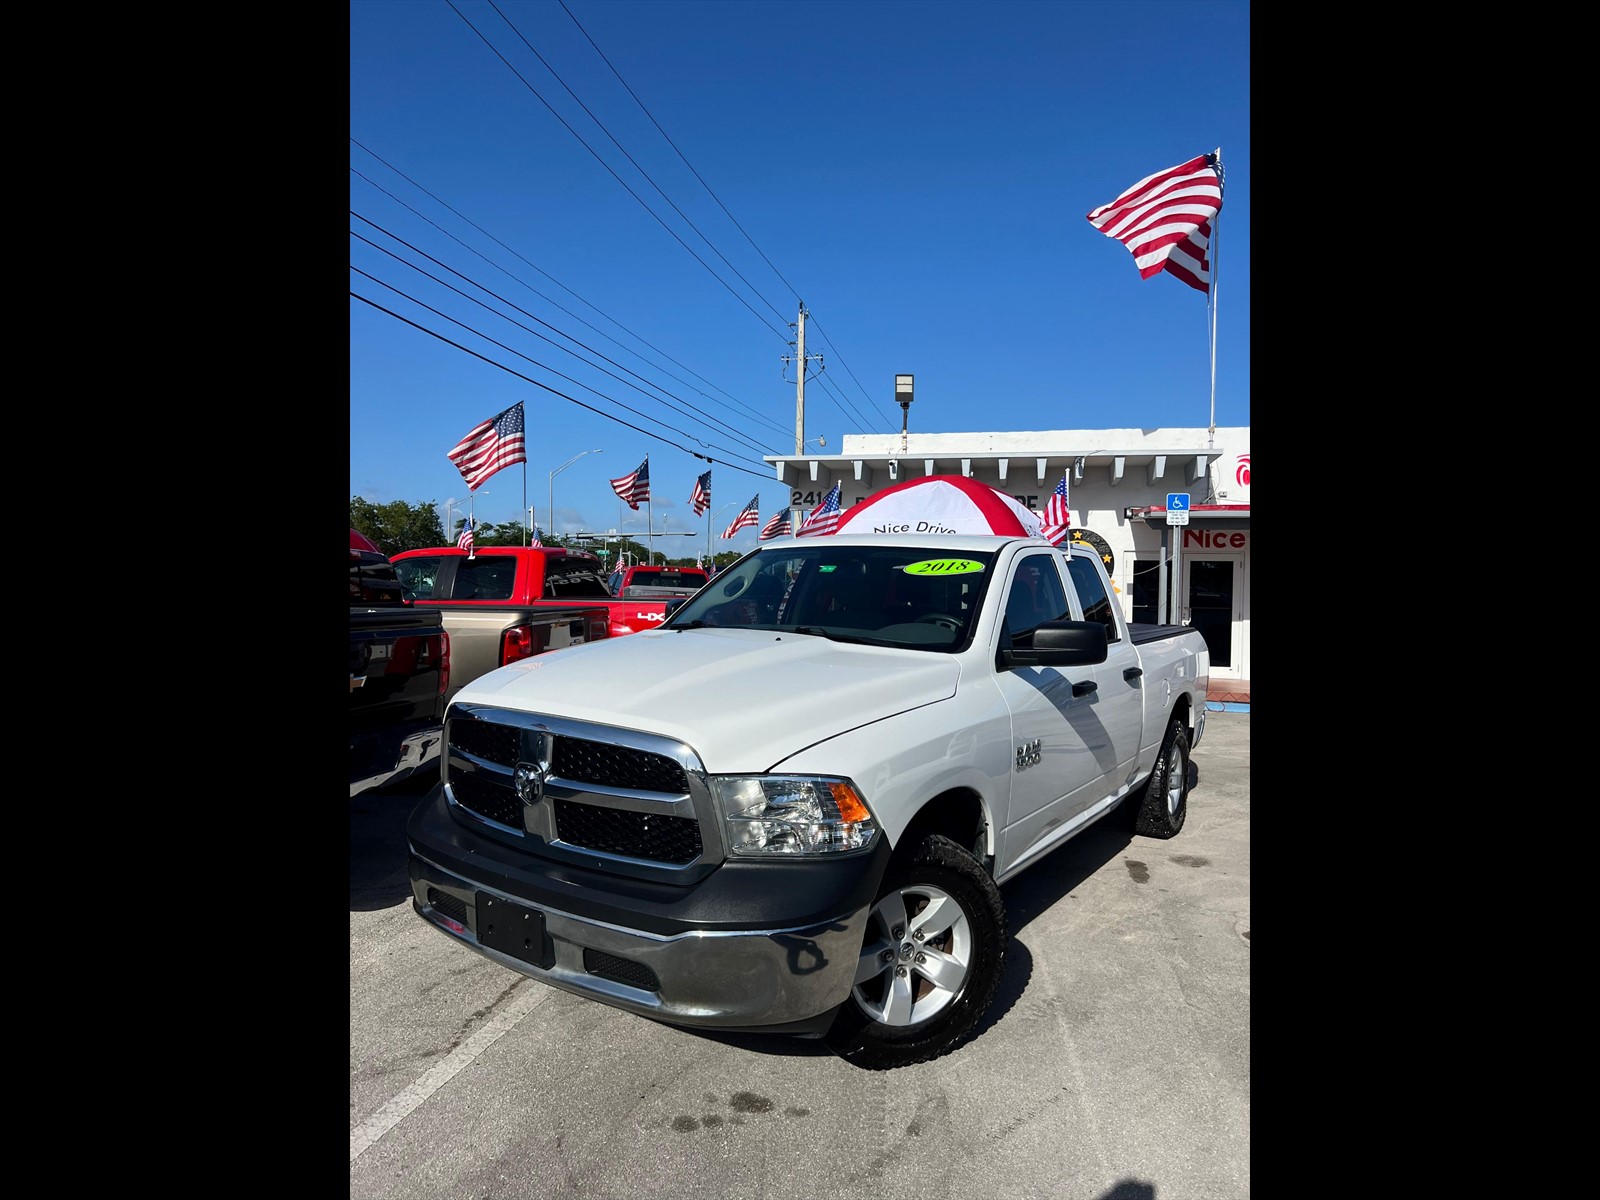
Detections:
832,475,1046,538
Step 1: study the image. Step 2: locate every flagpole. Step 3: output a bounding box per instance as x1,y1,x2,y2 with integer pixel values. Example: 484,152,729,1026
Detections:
523,461,528,545
1207,146,1222,451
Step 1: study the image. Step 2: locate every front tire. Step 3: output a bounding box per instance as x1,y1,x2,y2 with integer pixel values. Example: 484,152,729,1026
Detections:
825,833,1006,1069
1129,718,1190,838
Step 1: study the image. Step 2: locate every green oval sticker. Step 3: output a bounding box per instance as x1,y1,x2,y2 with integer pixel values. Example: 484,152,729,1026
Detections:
903,558,985,576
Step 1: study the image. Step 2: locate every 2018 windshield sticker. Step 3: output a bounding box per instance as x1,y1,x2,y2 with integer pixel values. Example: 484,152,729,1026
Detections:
903,559,985,576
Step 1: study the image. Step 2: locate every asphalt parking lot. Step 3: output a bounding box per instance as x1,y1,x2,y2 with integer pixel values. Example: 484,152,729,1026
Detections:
350,712,1249,1199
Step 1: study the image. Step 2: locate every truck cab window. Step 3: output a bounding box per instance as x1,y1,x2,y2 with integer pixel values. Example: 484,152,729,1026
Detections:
393,558,438,600
1065,555,1119,643
1004,556,1070,645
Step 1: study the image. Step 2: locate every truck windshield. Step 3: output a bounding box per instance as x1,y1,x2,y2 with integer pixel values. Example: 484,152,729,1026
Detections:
665,545,997,650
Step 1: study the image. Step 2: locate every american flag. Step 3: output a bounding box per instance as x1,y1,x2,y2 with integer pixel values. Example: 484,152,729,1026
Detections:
610,457,650,509
456,517,475,553
531,526,544,548
758,509,792,541
1040,474,1071,545
690,470,711,517
447,403,526,490
721,494,760,538
796,484,842,537
1086,150,1223,294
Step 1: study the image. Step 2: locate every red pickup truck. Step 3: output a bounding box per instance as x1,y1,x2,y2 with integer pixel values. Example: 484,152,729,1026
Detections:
607,563,709,600
390,545,684,700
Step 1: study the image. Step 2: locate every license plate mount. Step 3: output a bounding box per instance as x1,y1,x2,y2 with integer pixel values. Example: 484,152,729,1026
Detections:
475,893,550,968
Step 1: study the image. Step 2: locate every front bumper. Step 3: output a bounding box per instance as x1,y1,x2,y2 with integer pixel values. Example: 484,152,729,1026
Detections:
407,785,889,1032
350,722,442,799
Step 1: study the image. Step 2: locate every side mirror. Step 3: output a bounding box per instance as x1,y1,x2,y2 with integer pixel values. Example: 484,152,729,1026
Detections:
998,620,1108,670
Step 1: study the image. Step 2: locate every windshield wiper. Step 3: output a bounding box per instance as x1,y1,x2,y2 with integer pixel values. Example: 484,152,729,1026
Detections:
791,626,877,644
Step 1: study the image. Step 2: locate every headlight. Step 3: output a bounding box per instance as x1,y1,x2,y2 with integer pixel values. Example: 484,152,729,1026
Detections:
710,776,877,856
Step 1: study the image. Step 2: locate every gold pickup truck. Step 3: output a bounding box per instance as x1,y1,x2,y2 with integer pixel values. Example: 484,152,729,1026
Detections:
388,546,615,706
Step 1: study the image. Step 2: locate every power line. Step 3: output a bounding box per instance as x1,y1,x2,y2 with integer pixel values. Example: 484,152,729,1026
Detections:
558,0,804,307
558,0,895,429
490,0,789,327
445,0,790,341
354,6,900,483
352,214,777,457
350,287,777,481
351,144,791,438
806,312,902,428
810,368,879,433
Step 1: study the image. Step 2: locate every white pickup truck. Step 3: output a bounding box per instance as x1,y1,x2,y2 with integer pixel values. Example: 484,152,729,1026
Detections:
407,533,1210,1068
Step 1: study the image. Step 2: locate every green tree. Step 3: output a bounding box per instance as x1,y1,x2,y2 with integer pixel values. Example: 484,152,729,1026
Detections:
476,520,564,548
350,497,445,557
351,497,740,566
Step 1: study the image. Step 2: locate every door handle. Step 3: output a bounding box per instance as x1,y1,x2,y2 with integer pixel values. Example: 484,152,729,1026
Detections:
1072,680,1097,698
1124,667,1142,681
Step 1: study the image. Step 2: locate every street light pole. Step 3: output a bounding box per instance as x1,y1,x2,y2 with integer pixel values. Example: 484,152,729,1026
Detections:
548,449,602,546
707,500,739,568
443,493,486,543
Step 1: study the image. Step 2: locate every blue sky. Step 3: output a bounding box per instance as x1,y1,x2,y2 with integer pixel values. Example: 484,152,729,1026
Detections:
350,0,1249,551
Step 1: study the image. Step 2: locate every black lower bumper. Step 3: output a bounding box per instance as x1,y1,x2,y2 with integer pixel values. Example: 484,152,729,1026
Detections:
406,785,890,1030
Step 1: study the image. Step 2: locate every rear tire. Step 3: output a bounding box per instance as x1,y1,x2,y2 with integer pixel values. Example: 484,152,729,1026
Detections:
825,833,1006,1069
1129,718,1190,838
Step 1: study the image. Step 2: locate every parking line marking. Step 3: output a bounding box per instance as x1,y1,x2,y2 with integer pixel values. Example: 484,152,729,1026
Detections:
350,984,547,1165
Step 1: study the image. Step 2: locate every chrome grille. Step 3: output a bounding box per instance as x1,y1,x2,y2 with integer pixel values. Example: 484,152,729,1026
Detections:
449,716,519,766
554,737,688,792
442,703,720,878
450,772,522,829
553,798,702,864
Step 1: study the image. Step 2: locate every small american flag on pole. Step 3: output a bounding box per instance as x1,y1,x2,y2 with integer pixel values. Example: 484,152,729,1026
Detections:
758,509,792,541
721,495,760,538
1040,474,1070,545
610,458,650,509
447,403,526,490
690,470,711,517
796,484,842,537
456,517,475,553
1086,150,1223,294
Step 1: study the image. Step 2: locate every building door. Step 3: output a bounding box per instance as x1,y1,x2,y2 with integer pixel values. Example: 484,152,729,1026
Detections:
1185,558,1236,670
1130,558,1165,625
1131,553,1246,679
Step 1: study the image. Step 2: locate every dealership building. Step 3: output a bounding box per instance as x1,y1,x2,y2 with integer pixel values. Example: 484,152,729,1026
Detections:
766,425,1252,697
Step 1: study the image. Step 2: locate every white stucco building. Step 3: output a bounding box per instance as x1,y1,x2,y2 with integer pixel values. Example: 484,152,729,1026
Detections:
766,426,1252,690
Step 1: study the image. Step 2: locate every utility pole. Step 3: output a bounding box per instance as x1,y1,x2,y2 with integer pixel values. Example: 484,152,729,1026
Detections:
782,302,823,454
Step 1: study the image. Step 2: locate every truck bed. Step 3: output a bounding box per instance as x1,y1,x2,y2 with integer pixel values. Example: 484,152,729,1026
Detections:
1128,622,1194,645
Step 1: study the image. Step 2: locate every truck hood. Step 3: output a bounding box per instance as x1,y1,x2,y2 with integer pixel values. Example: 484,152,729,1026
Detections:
450,626,960,772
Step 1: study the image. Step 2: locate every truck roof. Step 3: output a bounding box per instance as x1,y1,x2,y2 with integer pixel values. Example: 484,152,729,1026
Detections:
755,533,1052,554
394,545,601,563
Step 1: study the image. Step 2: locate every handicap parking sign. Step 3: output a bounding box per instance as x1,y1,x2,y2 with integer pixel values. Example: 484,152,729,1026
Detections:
1166,493,1190,526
